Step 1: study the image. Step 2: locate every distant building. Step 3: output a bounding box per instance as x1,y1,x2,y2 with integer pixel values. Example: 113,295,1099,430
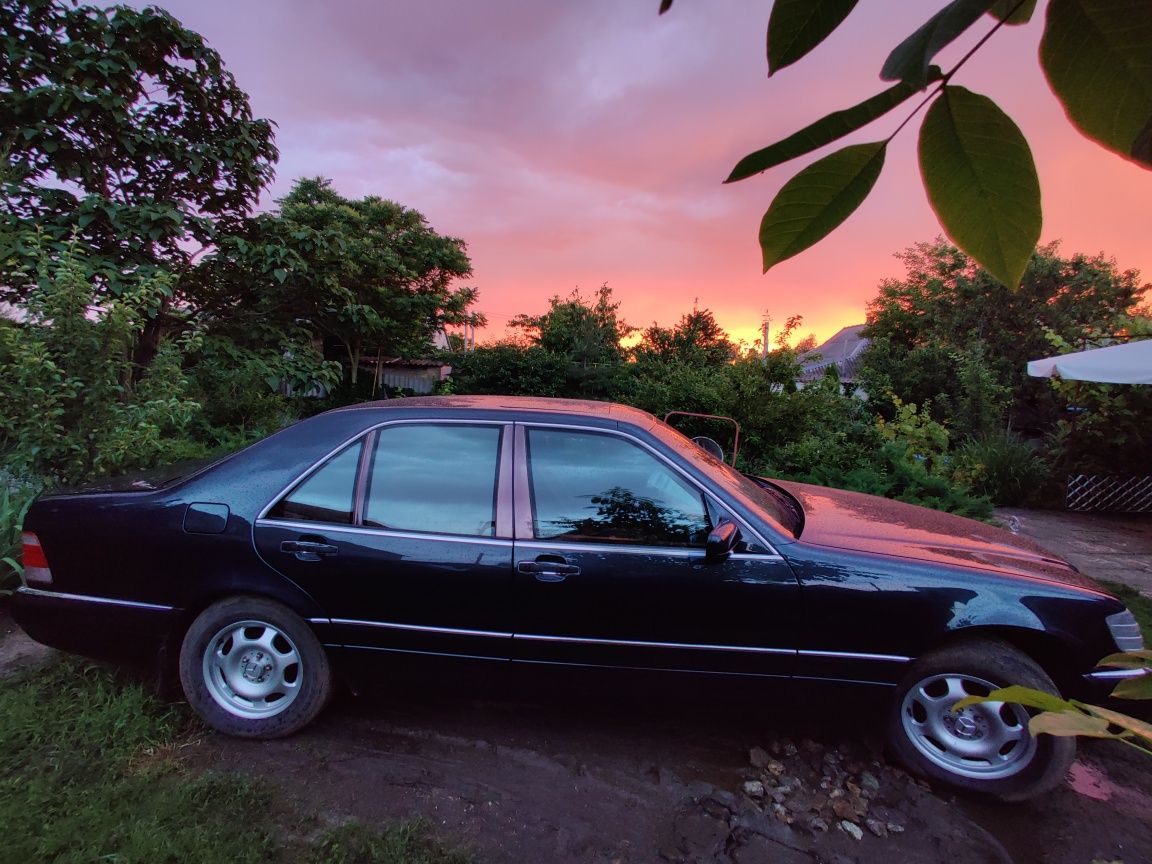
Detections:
371,329,453,395
797,324,870,394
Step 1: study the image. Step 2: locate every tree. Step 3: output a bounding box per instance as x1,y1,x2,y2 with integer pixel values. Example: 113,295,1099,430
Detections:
510,284,633,397
633,309,737,366
511,284,633,364
659,0,1151,290
859,238,1148,433
201,178,480,385
0,0,278,364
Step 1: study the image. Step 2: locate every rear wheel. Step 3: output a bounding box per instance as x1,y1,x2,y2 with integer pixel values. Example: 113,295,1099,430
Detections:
179,596,333,738
888,639,1075,801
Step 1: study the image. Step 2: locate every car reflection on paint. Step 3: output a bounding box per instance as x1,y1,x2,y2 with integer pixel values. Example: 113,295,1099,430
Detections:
13,396,1145,800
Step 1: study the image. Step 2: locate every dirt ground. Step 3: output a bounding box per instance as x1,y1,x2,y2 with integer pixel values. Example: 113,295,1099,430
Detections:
4,509,1151,863
4,609,1151,864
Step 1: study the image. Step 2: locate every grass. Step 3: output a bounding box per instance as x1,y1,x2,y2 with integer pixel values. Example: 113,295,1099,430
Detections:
0,659,466,864
1098,579,1152,641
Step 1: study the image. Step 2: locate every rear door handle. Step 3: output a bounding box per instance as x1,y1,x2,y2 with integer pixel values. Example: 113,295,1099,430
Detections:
281,539,338,562
517,559,580,582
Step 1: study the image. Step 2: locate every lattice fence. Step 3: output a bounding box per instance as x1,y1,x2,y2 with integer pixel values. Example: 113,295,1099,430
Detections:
1066,475,1152,513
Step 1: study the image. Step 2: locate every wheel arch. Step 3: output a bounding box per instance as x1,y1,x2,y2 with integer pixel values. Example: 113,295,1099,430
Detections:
926,625,1081,694
160,572,332,684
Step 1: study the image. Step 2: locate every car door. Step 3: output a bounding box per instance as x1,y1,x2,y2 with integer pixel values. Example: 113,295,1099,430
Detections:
254,420,515,659
510,423,799,677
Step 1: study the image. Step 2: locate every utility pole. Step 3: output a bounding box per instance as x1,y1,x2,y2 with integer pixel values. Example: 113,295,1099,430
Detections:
761,314,771,363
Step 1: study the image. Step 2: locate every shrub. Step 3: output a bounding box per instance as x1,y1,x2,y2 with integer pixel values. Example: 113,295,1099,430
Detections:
0,239,200,485
953,432,1047,507
0,478,41,594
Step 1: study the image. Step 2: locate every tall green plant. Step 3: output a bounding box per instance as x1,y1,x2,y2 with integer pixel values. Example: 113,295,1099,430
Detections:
0,237,200,484
0,481,38,594
953,432,1045,506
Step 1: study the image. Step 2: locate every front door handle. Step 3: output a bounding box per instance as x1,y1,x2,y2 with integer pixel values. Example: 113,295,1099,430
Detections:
517,557,580,582
281,539,338,562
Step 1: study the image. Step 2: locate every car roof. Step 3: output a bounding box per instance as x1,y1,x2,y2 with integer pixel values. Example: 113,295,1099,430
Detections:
325,395,659,428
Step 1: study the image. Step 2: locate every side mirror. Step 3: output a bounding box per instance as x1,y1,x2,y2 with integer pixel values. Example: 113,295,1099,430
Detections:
706,520,740,562
692,435,725,462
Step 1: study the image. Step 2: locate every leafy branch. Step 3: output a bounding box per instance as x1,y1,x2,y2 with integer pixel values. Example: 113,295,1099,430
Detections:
660,0,1152,290
956,650,1152,756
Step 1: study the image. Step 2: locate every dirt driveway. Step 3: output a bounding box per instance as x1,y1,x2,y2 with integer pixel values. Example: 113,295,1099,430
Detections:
4,607,1151,864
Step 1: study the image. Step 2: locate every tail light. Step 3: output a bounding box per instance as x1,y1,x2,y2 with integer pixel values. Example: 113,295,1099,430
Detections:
21,532,53,587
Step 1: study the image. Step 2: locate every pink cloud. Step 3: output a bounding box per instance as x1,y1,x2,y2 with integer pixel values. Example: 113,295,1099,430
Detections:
146,0,1151,346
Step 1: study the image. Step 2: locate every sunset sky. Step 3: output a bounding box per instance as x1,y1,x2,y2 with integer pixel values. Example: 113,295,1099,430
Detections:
151,0,1150,349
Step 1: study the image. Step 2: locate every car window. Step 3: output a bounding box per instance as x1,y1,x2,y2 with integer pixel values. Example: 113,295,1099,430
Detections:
527,428,710,547
268,440,363,524
364,424,501,537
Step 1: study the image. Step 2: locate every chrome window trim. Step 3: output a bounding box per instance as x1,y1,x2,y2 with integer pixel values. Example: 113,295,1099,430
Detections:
256,518,516,547
256,430,372,521
516,420,778,555
16,586,174,611
495,424,515,538
351,430,376,526
257,418,514,536
518,539,784,562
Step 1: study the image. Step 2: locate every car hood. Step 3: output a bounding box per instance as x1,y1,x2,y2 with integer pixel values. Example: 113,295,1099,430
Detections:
772,479,1105,593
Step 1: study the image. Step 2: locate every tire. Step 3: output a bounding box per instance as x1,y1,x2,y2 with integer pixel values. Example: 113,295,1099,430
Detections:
179,596,333,738
888,638,1075,801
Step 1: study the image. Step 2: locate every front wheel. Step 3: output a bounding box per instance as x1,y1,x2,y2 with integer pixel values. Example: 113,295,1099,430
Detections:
179,596,333,738
888,639,1075,801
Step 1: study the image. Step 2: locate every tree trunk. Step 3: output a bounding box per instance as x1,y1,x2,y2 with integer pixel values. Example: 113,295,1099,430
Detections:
346,340,360,385
132,295,172,380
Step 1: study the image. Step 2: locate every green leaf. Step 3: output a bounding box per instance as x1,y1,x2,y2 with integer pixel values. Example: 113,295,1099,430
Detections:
989,0,1038,24
758,141,886,272
1081,702,1152,739
1098,649,1152,668
273,268,288,283
727,78,926,182
918,85,1041,288
1041,0,1152,168
1030,710,1116,738
1112,673,1152,700
882,0,998,86
767,0,860,75
955,684,1072,713
659,0,673,13
1133,114,1152,164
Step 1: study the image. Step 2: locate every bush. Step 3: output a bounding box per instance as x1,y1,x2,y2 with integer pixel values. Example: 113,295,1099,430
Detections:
788,441,994,520
953,432,1047,507
0,477,41,593
0,239,200,485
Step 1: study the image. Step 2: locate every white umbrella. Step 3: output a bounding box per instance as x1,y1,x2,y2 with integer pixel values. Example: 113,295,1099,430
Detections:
1027,339,1152,385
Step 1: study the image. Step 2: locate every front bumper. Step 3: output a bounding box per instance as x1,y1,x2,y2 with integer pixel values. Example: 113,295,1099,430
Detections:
12,586,181,665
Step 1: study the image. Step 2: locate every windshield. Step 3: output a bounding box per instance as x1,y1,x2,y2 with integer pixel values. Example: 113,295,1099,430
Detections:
646,417,803,538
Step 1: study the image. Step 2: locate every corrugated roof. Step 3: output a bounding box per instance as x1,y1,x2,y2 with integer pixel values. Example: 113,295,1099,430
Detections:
798,324,869,383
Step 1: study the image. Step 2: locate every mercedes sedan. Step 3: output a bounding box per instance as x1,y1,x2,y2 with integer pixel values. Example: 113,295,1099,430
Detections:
13,396,1144,800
